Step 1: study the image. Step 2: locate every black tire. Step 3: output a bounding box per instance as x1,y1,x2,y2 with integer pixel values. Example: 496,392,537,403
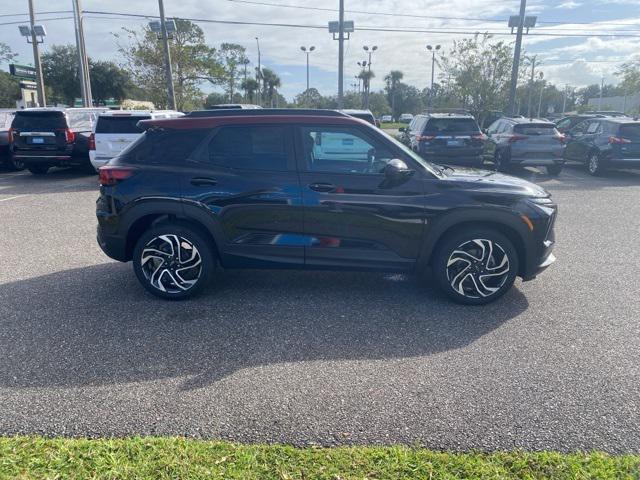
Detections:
546,164,563,176
587,152,606,176
494,149,509,172
27,164,49,175
9,156,25,171
132,223,215,300
432,228,519,305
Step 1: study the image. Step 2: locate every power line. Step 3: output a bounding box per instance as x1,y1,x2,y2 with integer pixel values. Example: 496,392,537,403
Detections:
0,16,74,27
0,10,72,18
81,10,640,38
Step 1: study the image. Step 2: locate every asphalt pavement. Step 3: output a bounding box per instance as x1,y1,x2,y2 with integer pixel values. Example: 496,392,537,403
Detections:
0,164,639,452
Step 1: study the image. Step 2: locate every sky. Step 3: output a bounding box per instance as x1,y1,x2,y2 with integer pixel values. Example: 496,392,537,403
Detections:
1,0,639,100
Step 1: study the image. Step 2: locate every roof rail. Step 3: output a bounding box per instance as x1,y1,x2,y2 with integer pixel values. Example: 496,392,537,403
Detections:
185,108,349,118
422,108,472,116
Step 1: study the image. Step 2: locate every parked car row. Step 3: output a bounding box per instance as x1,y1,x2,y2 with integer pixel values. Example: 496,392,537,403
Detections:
396,110,640,176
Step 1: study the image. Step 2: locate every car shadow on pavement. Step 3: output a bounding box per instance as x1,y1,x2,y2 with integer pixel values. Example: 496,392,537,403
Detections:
0,263,528,390
0,168,98,196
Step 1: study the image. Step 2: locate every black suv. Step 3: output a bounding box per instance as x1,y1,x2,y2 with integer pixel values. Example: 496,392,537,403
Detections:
96,109,557,305
563,116,640,175
9,108,104,175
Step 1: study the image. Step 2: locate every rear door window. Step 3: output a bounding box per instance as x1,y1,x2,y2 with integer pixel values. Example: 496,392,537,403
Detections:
11,111,67,130
586,122,601,134
423,118,480,135
514,124,558,135
206,125,290,171
619,124,640,140
96,116,151,134
118,128,209,165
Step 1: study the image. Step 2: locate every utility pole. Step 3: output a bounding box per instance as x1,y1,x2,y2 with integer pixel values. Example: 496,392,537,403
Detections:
300,46,315,92
157,0,176,110
255,37,261,107
72,0,92,107
562,85,568,114
526,55,537,118
507,0,527,116
599,74,604,110
537,72,544,118
27,0,46,106
337,0,345,108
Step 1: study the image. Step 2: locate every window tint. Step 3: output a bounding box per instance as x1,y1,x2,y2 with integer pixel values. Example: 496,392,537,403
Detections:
300,126,395,174
571,120,588,134
486,120,500,135
619,123,640,139
207,126,288,171
497,122,511,134
11,111,67,130
586,122,601,134
423,117,480,134
118,128,209,165
556,118,571,130
514,124,558,135
96,116,150,134
348,113,376,125
66,111,98,130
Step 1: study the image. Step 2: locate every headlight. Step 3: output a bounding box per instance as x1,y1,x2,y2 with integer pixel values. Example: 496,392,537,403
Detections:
528,196,554,205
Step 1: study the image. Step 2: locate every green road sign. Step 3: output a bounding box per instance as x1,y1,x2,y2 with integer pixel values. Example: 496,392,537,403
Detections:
9,64,36,80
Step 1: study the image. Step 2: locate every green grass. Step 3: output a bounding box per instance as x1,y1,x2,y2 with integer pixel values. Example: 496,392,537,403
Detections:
1,437,639,479
381,122,408,130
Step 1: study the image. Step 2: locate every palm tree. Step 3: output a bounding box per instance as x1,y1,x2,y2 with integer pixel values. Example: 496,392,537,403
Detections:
384,70,404,120
358,70,375,109
241,78,260,104
261,68,281,107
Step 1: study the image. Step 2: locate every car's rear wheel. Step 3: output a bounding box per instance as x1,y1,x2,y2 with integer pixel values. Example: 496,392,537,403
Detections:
27,165,49,175
9,156,25,171
547,164,563,176
494,150,509,172
433,228,519,305
133,223,214,300
587,152,606,176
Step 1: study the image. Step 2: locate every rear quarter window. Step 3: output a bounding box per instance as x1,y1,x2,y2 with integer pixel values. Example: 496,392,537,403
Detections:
96,116,151,134
424,118,480,134
11,111,67,130
514,124,558,135
117,128,209,165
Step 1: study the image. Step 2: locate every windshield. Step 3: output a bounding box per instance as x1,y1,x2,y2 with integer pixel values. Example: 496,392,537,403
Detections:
424,118,479,134
96,116,150,134
66,111,98,131
11,111,67,130
377,128,442,177
514,124,558,135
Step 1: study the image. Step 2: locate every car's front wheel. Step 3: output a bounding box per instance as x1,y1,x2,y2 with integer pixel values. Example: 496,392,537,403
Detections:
433,228,519,305
494,150,509,172
547,164,563,176
132,223,215,300
9,156,25,171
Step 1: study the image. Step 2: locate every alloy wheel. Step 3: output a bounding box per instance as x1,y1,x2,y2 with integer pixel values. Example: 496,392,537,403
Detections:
446,238,511,299
588,154,599,174
11,157,25,171
140,234,202,294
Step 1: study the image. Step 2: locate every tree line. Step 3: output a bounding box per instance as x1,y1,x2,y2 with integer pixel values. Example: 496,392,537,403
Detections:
1,27,639,123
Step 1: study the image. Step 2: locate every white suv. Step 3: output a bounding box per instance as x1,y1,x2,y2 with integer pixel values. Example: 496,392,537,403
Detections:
89,110,184,170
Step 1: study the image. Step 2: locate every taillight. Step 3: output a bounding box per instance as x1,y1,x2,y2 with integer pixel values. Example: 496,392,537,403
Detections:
7,128,14,144
553,134,567,144
471,133,487,141
98,166,135,186
417,135,436,142
88,133,96,150
609,136,631,144
64,128,76,144
507,134,528,143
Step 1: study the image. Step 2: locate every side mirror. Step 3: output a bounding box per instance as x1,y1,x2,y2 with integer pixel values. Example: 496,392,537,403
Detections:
384,158,413,177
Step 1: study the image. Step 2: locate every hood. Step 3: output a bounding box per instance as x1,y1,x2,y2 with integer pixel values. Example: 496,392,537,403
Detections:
439,166,549,198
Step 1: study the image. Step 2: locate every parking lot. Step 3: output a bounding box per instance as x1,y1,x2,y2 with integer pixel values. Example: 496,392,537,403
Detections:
0,165,639,453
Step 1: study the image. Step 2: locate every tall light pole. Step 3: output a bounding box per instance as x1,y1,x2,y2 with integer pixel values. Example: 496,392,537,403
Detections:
363,45,377,72
537,71,544,118
337,0,345,108
525,54,537,118
599,73,604,110
242,58,250,102
300,46,315,92
156,0,176,109
27,0,46,106
426,44,441,90
255,37,262,107
507,0,527,115
72,0,92,107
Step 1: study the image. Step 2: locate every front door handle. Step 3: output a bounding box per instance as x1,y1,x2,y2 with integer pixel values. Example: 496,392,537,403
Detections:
190,177,218,187
308,182,337,193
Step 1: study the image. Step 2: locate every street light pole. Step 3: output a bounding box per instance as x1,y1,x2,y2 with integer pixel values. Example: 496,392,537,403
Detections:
157,0,176,109
337,0,345,108
72,0,92,107
525,55,537,118
255,37,262,106
27,0,46,106
507,0,527,116
537,71,544,118
300,46,315,92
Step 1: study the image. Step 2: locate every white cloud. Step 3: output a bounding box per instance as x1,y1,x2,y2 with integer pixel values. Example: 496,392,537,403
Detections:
555,1,582,9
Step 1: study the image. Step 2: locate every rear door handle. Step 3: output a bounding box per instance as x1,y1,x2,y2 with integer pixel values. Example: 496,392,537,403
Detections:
308,182,336,193
190,177,218,187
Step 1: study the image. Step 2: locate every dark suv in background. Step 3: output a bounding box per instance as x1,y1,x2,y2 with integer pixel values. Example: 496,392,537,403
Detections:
96,109,557,305
401,112,485,167
563,116,640,175
9,108,105,175
484,117,566,175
